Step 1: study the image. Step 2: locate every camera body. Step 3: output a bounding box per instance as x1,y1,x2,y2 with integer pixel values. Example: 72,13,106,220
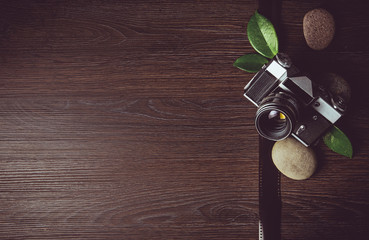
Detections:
244,53,346,146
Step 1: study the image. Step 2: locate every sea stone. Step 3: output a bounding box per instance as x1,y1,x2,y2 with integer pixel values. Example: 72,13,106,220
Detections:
303,8,335,50
272,137,317,180
320,72,351,103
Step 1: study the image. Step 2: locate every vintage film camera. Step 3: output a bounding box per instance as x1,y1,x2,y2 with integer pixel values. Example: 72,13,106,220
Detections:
244,53,346,146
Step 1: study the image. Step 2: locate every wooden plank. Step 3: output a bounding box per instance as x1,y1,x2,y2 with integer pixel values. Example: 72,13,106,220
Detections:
0,1,260,239
0,0,368,239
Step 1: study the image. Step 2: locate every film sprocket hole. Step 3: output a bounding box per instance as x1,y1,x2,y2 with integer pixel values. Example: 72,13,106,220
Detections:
244,53,346,146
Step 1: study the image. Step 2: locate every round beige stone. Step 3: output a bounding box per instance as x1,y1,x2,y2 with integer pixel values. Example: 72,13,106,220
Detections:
272,137,317,180
303,8,335,50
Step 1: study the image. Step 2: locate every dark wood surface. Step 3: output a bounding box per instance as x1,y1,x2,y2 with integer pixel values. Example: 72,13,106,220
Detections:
0,0,368,239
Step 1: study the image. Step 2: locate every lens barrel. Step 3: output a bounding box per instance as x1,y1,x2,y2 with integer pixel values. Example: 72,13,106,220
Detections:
255,92,299,141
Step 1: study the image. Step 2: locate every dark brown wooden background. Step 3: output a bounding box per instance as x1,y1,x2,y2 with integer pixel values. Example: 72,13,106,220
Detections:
0,0,368,239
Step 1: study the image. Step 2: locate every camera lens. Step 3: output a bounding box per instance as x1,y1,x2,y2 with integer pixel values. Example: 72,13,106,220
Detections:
255,92,299,141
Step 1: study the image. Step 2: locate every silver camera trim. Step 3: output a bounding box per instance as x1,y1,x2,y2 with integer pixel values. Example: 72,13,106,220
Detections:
267,60,288,81
312,97,342,123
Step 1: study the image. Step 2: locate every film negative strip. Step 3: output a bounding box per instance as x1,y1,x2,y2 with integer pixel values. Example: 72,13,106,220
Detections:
258,137,281,240
257,1,282,239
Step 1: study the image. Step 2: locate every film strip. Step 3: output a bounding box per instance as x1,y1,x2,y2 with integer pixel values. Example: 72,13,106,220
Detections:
257,1,282,239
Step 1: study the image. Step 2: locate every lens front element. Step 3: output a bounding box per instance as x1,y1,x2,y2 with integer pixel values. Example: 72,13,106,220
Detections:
255,92,299,141
267,110,287,131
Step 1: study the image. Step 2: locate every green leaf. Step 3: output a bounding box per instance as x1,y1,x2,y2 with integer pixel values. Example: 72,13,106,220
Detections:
323,125,353,158
247,11,279,59
233,53,268,73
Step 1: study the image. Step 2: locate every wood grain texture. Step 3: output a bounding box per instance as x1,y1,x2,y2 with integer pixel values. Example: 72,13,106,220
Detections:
0,1,259,239
0,0,368,239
